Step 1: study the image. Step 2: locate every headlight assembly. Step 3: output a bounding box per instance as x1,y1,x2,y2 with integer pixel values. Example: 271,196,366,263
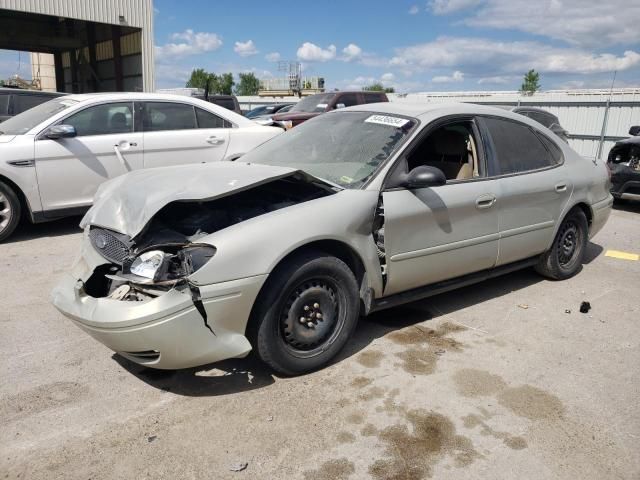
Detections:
124,244,216,285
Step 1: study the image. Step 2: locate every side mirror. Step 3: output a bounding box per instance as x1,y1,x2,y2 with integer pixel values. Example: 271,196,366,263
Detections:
400,166,447,189
46,124,76,139
629,125,640,136
335,103,346,109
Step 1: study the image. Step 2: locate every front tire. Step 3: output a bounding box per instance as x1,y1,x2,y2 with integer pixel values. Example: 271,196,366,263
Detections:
0,181,21,243
535,208,588,280
248,251,360,376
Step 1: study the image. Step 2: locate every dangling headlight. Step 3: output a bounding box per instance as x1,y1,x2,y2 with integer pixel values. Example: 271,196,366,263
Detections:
125,245,216,284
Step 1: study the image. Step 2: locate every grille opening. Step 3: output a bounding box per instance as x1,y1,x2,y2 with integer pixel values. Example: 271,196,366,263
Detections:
83,264,117,298
89,228,132,265
121,350,161,362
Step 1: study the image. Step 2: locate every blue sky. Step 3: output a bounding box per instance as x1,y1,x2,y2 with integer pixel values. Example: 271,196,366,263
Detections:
2,0,639,92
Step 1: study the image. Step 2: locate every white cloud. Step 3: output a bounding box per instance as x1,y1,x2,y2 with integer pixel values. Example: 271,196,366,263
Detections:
155,30,222,59
390,37,640,76
296,42,336,62
461,0,639,47
234,40,258,57
432,70,465,83
429,0,483,15
477,75,514,85
265,52,281,62
381,72,395,82
408,5,420,14
341,43,362,62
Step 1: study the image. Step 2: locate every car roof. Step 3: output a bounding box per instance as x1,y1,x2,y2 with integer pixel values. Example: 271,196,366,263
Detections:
338,101,535,122
61,92,219,102
0,88,64,96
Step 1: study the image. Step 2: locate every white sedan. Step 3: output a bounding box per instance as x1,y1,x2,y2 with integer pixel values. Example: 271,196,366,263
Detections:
0,93,282,241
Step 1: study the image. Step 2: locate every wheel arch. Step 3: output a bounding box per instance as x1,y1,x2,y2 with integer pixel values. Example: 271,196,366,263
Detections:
249,239,369,323
0,173,33,223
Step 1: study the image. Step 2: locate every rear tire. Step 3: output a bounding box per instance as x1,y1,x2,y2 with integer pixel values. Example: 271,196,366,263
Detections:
248,251,360,376
535,208,588,280
0,181,21,243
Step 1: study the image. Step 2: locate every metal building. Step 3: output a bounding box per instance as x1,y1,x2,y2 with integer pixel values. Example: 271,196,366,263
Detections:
0,0,154,92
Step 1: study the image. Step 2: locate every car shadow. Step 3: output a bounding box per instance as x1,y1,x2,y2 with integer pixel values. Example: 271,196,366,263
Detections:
4,216,83,243
116,262,569,397
112,354,276,397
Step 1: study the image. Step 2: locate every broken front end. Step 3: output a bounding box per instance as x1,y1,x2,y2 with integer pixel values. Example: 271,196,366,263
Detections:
52,166,335,369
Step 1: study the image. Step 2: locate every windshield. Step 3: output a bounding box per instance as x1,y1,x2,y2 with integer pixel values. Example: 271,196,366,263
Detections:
242,111,416,188
290,93,335,113
0,98,78,135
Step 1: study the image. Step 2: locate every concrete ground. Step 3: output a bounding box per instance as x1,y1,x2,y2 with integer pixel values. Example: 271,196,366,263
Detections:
1,203,638,480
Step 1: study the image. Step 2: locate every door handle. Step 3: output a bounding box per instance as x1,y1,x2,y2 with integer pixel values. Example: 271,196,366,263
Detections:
114,140,137,149
475,194,496,209
555,183,567,193
206,136,225,146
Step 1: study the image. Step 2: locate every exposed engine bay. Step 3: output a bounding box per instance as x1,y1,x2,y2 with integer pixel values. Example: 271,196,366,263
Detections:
84,175,336,301
609,142,640,171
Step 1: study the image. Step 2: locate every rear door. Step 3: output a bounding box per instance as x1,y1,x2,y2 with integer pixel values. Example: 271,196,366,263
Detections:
141,101,230,168
34,101,143,212
478,116,570,266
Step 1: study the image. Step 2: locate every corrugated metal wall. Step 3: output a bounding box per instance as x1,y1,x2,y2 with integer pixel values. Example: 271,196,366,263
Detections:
0,0,154,91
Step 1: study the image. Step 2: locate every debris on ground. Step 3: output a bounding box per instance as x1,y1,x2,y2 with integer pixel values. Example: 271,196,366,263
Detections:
434,349,446,355
230,462,248,472
147,435,157,443
517,304,529,310
267,415,273,422
565,309,571,314
580,301,592,314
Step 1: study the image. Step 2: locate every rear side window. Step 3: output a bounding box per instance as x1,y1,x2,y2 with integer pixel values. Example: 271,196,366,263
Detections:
13,94,52,114
0,93,8,115
195,107,232,128
364,93,386,103
337,93,359,107
527,111,556,129
483,117,557,174
144,102,196,131
536,133,563,165
63,102,133,136
211,98,236,111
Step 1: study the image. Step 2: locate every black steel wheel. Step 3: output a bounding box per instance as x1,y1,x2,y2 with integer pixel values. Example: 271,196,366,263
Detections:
535,208,588,280
248,251,359,375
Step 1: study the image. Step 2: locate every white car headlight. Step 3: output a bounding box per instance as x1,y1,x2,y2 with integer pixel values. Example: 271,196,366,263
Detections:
126,245,216,284
130,250,166,280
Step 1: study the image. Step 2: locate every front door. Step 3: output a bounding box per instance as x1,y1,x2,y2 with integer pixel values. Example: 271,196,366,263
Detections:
141,101,230,168
34,101,143,212
382,118,500,296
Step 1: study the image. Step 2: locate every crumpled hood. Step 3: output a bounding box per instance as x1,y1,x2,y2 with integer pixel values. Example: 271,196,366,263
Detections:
81,162,300,238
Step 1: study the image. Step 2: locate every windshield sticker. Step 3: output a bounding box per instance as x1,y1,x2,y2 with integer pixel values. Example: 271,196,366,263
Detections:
316,103,328,109
365,115,410,128
340,175,354,184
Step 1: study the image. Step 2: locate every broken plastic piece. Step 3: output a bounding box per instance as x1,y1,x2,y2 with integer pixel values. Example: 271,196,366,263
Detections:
565,309,571,314
579,301,591,314
229,462,248,472
517,304,529,310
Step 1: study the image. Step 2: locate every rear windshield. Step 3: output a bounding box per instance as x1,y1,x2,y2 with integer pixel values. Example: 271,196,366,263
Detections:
0,98,78,135
290,93,336,113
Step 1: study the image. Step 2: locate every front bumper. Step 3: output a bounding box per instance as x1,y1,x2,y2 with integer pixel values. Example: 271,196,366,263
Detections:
52,258,267,369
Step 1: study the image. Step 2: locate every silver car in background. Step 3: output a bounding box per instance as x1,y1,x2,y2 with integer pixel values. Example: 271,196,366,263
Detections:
52,103,613,375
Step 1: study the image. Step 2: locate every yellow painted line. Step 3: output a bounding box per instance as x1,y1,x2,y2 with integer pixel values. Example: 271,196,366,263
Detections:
605,250,640,261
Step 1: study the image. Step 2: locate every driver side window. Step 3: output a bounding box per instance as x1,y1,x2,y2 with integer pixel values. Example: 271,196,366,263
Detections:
406,121,482,181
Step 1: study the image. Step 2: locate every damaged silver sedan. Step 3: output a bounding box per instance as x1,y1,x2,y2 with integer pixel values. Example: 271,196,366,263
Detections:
52,103,613,375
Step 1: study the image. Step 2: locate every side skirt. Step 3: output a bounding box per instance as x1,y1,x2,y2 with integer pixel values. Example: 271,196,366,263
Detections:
32,206,90,224
369,256,539,313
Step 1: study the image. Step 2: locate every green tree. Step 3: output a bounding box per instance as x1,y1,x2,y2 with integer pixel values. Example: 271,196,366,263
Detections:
186,68,212,90
363,82,395,93
218,73,235,95
235,72,260,95
520,69,541,96
363,82,384,92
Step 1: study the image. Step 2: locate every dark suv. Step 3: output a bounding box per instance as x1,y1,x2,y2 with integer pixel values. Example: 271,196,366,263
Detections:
272,91,389,129
607,125,640,202
0,88,66,122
